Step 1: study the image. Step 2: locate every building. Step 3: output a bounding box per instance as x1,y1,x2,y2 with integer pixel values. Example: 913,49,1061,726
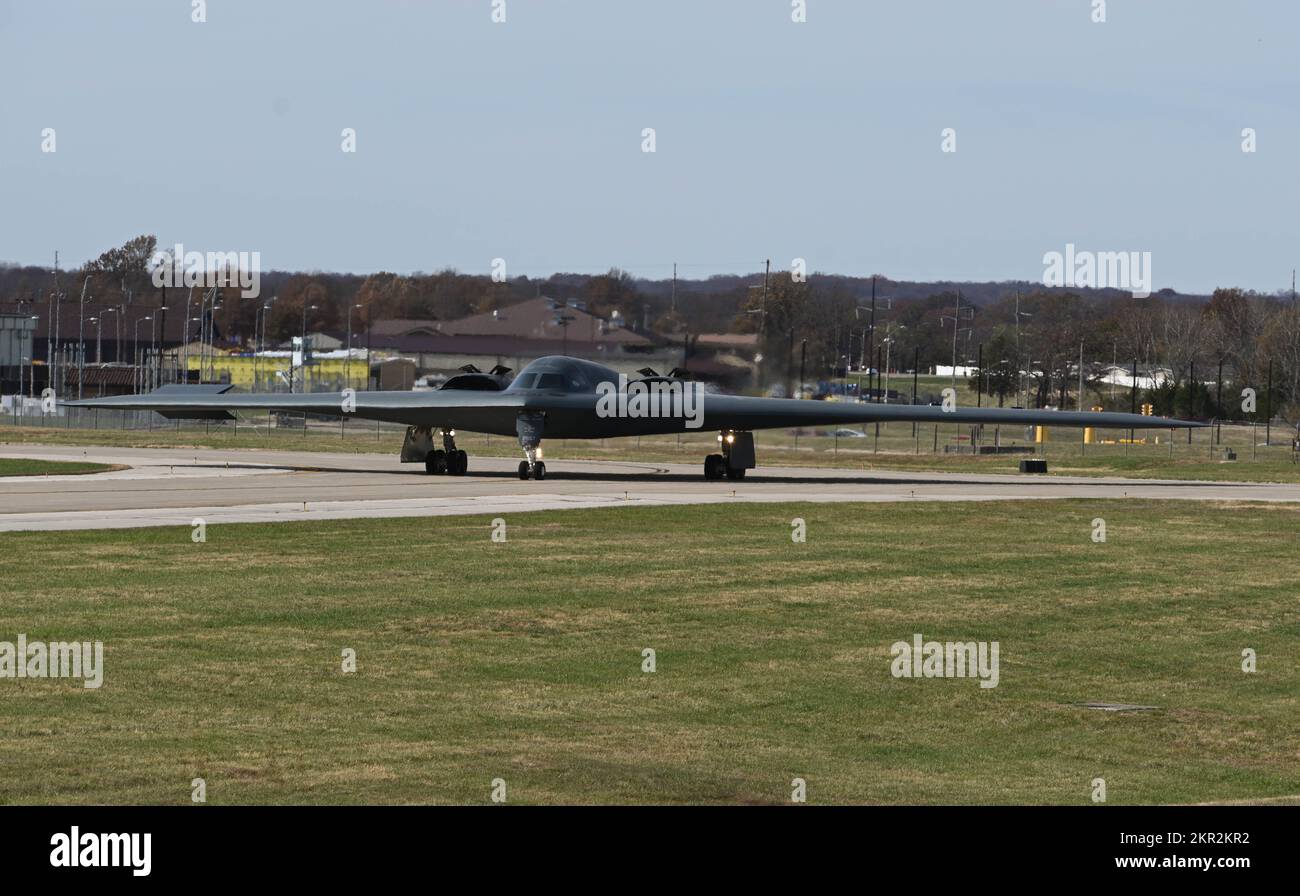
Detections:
1098,365,1172,391
0,312,39,394
360,297,681,378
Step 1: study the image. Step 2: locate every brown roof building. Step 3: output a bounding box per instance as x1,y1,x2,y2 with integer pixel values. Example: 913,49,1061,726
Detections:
434,297,652,346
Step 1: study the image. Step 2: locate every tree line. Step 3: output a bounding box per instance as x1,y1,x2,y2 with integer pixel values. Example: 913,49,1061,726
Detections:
1,236,1295,420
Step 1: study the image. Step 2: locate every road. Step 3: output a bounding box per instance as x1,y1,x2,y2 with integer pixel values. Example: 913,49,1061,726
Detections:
1,444,1298,532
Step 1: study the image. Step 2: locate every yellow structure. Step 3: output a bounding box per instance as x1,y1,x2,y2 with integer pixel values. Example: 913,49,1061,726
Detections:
1034,425,1047,443
185,354,367,392
1084,406,1104,444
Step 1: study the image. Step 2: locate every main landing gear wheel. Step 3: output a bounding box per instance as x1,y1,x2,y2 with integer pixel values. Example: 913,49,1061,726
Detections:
428,431,469,476
518,461,530,480
425,450,447,475
446,449,468,476
704,453,726,480
726,466,746,480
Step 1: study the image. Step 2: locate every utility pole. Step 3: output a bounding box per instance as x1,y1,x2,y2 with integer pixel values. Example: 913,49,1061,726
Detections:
1078,340,1084,411
941,290,970,392
868,276,877,401
1111,340,1117,401
759,259,769,389
949,290,960,389
1014,290,1033,407
875,346,883,404
1216,356,1223,429
52,251,60,398
298,300,308,393
1265,360,1273,446
912,347,920,440
858,329,867,400
76,277,89,399
786,328,794,399
798,339,806,399
670,263,677,314
1130,358,1138,446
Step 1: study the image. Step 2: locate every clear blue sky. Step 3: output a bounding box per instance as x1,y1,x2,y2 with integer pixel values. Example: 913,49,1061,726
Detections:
1,0,1296,293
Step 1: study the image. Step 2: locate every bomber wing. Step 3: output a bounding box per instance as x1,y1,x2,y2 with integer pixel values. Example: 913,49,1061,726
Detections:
64,385,528,434
696,394,1204,432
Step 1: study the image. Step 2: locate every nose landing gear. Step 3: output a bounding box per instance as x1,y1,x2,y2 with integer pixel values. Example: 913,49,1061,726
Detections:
517,445,546,480
516,412,547,480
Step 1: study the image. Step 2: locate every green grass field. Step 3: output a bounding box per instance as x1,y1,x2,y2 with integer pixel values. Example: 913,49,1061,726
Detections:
0,458,115,477
1,500,1296,805
3,416,1299,482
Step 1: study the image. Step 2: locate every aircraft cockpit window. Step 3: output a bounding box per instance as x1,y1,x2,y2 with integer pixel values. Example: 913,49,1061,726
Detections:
508,361,597,392
535,372,586,391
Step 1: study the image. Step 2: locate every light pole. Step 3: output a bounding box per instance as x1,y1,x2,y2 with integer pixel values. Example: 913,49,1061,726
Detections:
346,303,362,390
253,303,262,389
1111,339,1118,402
186,318,201,383
854,296,893,402
259,299,275,392
298,302,318,393
881,324,905,401
115,304,124,366
90,316,102,365
150,314,161,390
51,285,66,398
99,307,117,365
182,285,195,378
206,299,222,383
198,287,219,383
133,315,152,394
22,315,38,401
76,277,89,399
941,294,973,390
1014,294,1032,407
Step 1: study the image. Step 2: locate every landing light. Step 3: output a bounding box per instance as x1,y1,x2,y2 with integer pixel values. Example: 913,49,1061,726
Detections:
725,433,735,444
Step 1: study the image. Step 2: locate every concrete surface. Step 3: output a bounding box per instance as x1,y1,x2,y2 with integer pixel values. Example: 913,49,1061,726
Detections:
1,445,1297,532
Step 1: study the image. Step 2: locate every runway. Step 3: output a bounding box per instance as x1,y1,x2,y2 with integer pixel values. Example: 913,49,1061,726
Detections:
2,444,1298,532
